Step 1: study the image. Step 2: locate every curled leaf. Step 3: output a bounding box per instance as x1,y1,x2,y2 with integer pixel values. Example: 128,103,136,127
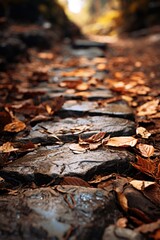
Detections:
136,127,151,139
0,142,18,153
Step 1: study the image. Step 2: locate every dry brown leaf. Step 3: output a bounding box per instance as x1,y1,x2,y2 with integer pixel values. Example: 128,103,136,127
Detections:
131,155,159,179
88,174,115,184
136,143,155,158
45,104,54,115
38,52,54,60
76,82,89,91
0,142,18,153
96,63,106,71
116,217,128,228
130,180,154,191
137,99,159,116
89,141,102,150
69,143,87,154
106,136,138,147
4,120,26,132
60,176,90,187
59,79,82,89
150,112,160,119
136,127,151,139
117,192,128,212
79,132,106,144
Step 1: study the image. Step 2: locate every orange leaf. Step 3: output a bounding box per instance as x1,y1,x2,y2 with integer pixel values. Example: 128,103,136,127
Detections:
137,99,159,116
131,155,158,179
106,136,138,147
136,143,154,158
4,121,26,132
0,142,18,153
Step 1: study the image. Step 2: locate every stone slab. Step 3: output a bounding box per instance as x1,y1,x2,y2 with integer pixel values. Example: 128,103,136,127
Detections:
70,48,105,58
16,116,135,144
72,39,107,50
49,89,114,100
0,186,122,240
0,144,135,184
60,100,133,119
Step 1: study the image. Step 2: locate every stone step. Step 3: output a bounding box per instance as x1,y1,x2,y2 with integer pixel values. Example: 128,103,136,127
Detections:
59,100,134,119
0,143,135,184
16,116,135,144
0,186,121,240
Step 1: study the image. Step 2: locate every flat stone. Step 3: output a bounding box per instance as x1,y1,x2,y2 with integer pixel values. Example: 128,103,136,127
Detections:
16,116,135,144
71,48,105,58
72,39,107,50
49,89,114,100
0,144,135,184
0,186,122,240
60,100,133,119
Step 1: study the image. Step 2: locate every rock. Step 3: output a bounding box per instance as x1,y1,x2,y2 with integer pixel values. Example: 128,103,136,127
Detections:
15,115,135,144
0,186,122,240
0,144,135,184
49,90,114,101
18,30,52,49
0,37,26,62
60,100,134,119
71,48,105,58
72,39,107,50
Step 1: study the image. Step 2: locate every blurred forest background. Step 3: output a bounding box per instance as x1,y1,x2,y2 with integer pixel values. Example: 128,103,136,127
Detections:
59,0,160,35
0,0,159,36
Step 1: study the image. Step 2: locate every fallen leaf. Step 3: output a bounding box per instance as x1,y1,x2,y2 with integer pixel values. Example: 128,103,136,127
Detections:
117,192,128,212
76,82,89,91
130,180,155,191
150,112,160,119
69,143,87,154
137,99,159,116
136,127,151,139
136,143,155,158
89,141,102,150
59,79,82,89
88,174,115,184
79,132,106,144
60,176,90,187
17,142,40,152
131,155,159,179
106,136,138,147
116,217,128,228
45,104,54,115
0,142,18,153
4,120,26,132
38,52,54,60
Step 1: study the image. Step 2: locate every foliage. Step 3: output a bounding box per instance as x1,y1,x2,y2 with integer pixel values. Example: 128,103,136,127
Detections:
82,0,160,35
